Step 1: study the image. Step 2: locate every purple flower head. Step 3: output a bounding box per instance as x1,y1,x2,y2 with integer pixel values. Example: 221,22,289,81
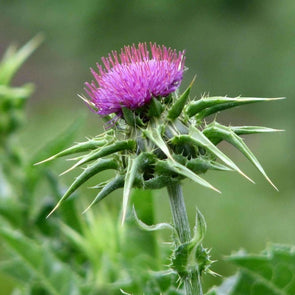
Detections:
85,43,186,116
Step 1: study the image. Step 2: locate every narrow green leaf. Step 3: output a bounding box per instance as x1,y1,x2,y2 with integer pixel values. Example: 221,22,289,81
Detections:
193,209,207,244
132,206,176,232
166,158,221,193
122,154,147,224
47,158,118,217
204,122,278,190
0,34,44,85
230,125,284,135
186,96,285,118
176,126,254,183
82,175,125,213
35,138,108,165
60,139,135,175
144,122,172,158
168,76,196,120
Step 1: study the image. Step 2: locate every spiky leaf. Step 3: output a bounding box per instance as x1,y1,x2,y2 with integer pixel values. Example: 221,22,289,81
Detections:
207,244,295,295
186,96,284,119
203,122,277,190
48,158,119,217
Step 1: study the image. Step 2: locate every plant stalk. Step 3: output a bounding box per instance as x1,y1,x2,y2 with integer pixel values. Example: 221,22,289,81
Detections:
167,182,203,295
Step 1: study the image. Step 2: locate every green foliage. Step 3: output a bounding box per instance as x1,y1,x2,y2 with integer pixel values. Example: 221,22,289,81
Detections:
207,244,295,295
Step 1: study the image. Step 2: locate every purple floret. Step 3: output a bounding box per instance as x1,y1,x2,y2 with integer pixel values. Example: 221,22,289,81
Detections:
84,43,185,116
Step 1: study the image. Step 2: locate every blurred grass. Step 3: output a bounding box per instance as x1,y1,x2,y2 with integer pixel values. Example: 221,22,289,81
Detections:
1,0,294,293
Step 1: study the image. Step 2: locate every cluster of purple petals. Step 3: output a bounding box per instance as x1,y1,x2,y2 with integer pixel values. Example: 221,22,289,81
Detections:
85,43,185,116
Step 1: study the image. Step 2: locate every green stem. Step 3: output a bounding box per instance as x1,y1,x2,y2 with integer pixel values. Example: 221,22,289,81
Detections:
167,182,203,295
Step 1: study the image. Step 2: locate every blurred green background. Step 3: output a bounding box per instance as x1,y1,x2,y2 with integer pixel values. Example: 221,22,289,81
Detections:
1,0,294,293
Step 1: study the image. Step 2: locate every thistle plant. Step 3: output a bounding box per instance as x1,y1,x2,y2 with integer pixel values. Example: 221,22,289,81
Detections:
37,42,282,294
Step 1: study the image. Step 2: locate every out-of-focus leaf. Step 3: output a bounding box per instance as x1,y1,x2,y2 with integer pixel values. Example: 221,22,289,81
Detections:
0,34,43,85
207,244,295,295
0,84,34,102
0,227,82,295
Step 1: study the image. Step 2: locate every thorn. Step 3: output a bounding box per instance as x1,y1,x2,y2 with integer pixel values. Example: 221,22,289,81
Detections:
34,156,54,165
46,202,60,218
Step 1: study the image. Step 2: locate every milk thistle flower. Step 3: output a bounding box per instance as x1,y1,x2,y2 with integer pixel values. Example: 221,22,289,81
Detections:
37,42,283,295
84,43,185,116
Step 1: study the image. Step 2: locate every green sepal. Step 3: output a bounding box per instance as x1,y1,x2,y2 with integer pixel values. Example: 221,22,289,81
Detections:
82,175,125,213
167,76,195,120
47,158,119,217
148,97,163,118
203,122,277,190
60,139,136,175
35,138,109,165
186,158,232,174
230,125,284,135
122,107,136,126
186,96,284,118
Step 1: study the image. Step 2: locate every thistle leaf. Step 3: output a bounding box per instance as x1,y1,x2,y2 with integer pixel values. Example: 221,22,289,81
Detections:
47,158,119,217
132,206,175,232
230,126,284,135
208,244,295,295
167,76,196,120
60,140,135,175
181,126,254,183
35,138,108,165
186,96,285,118
82,175,125,213
204,122,278,190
